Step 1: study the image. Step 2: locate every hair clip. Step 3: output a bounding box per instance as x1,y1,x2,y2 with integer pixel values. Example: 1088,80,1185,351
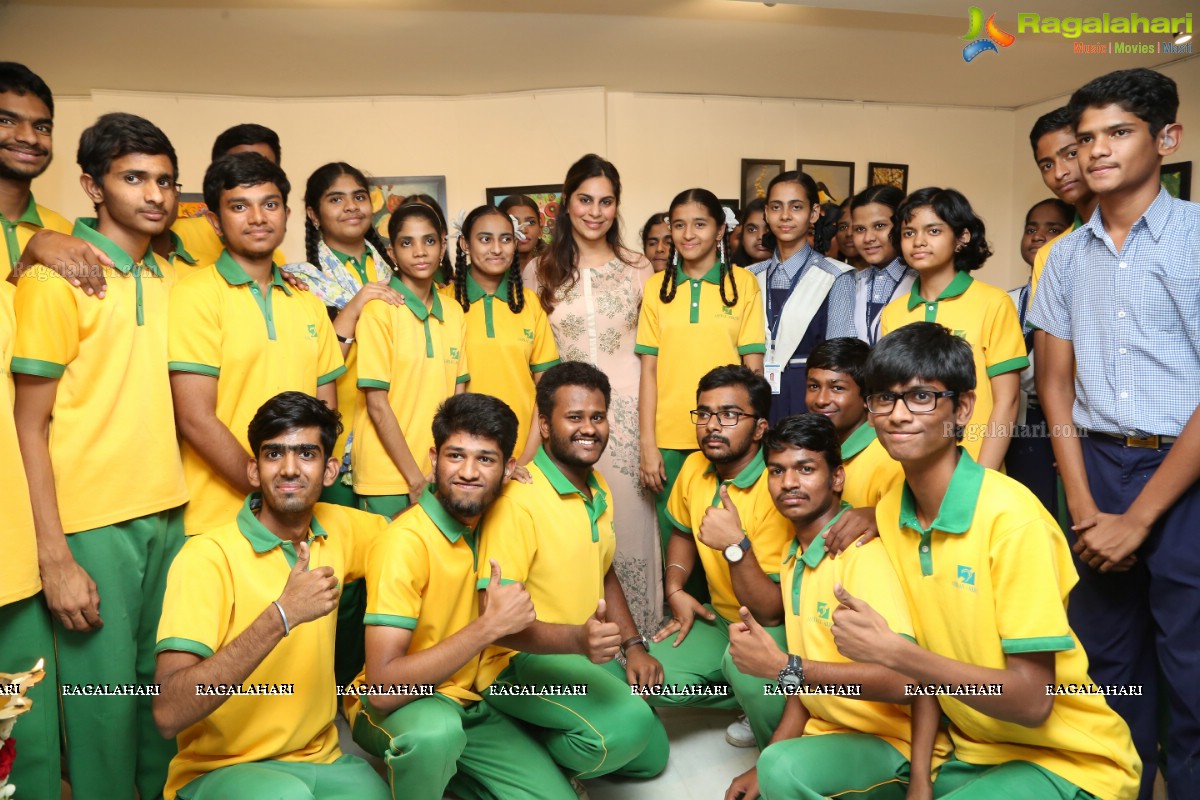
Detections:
722,206,739,229
450,208,466,238
510,214,529,242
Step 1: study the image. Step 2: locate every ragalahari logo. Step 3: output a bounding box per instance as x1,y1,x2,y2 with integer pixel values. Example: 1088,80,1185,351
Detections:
961,7,1016,62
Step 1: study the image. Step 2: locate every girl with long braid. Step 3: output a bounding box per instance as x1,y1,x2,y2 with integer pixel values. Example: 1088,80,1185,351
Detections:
286,162,405,507
635,188,765,562
445,205,559,467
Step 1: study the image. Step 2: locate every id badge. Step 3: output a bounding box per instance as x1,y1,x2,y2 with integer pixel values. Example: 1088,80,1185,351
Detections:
764,363,782,395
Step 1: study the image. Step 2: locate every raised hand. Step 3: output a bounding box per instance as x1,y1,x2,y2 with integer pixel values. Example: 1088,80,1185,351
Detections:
481,559,536,638
580,599,621,663
276,541,339,627
728,606,787,680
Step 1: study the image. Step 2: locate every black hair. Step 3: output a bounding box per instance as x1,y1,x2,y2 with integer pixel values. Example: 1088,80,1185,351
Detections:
405,193,454,284
762,413,842,474
247,391,343,459
893,187,992,273
864,321,976,399
77,112,177,184
303,162,396,274
1025,198,1074,226
817,203,842,254
640,211,669,247
432,393,519,462
497,194,548,258
731,197,767,267
202,152,289,215
452,205,525,315
760,171,834,255
211,123,282,164
535,153,630,313
535,361,612,419
0,62,54,117
696,364,771,420
1067,68,1178,138
1029,106,1074,156
807,337,871,394
660,188,738,308
385,202,447,281
849,184,904,215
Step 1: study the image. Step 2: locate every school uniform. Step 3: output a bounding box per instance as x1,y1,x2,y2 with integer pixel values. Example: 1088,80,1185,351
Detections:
12,219,189,800
0,279,60,800
156,497,390,800
748,246,855,422
351,279,468,517
880,272,1028,460
348,487,575,800
171,215,285,270
851,257,916,345
168,253,345,536
877,450,1140,799
758,503,953,800
443,272,560,456
840,423,904,509
0,193,71,279
1028,188,1200,798
476,448,669,779
649,448,792,748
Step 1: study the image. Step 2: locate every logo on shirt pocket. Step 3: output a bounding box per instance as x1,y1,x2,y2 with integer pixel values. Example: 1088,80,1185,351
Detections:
523,328,535,341
307,323,318,339
449,347,460,361
954,565,977,593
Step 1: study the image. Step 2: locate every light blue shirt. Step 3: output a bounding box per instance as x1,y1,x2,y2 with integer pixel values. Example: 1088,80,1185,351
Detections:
1027,188,1200,437
748,244,856,340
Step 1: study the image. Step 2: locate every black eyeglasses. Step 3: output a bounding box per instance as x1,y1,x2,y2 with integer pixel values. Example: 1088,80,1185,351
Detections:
690,409,754,427
865,389,957,415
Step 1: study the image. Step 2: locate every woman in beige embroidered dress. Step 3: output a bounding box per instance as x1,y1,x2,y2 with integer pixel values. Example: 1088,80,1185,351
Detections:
524,153,662,635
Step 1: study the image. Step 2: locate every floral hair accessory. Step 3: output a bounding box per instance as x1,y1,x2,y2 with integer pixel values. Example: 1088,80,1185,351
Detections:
450,208,467,238
509,214,529,242
722,206,739,229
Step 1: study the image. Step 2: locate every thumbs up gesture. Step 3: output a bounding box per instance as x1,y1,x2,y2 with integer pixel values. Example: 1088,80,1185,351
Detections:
276,540,339,627
579,599,621,664
830,583,894,665
728,606,788,680
481,559,536,639
698,484,746,552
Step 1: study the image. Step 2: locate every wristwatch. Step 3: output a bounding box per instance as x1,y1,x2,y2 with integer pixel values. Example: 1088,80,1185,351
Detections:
620,634,649,659
723,536,751,563
778,654,804,691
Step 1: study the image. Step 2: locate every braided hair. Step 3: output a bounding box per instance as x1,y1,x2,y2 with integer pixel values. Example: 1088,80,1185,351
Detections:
453,206,526,314
760,170,834,257
387,203,447,282
303,161,397,273
660,188,738,308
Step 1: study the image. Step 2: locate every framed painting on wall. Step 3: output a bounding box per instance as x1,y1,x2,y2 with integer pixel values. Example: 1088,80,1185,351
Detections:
867,162,909,195
1161,161,1192,200
796,159,855,205
485,184,564,244
740,159,785,209
367,175,448,240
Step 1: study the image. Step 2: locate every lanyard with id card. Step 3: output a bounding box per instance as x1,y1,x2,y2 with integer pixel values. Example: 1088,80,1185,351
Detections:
764,263,802,396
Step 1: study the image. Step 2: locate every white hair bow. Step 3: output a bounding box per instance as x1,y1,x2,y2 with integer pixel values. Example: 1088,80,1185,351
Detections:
723,206,739,229
450,208,466,238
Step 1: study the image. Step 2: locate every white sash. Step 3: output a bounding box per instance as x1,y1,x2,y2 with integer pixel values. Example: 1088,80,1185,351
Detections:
759,257,851,365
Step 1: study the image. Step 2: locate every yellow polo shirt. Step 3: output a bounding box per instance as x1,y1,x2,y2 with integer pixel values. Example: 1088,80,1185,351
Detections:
474,447,617,687
326,248,372,465
1028,215,1081,305
635,264,766,449
876,450,1140,799
841,423,904,509
441,273,560,456
782,503,950,763
0,194,72,279
665,449,793,623
879,272,1028,459
1,281,38,606
75,216,199,290
352,278,468,496
168,252,346,535
172,215,285,271
156,495,386,800
346,486,483,727
12,220,188,533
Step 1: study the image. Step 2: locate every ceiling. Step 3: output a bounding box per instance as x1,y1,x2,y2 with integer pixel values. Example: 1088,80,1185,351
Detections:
3,0,1194,108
